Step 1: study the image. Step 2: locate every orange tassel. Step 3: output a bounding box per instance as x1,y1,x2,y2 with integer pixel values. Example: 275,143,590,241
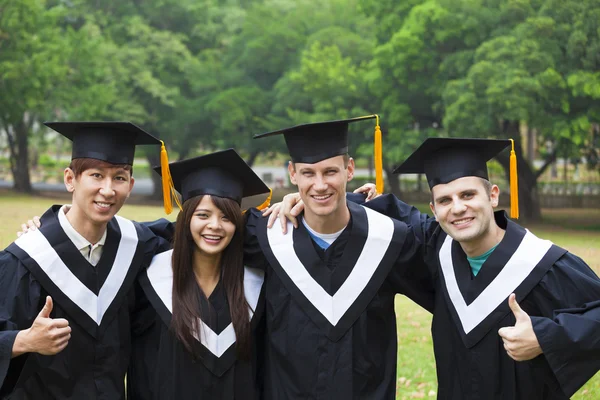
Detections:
159,141,182,215
374,115,384,194
256,187,273,211
509,139,519,219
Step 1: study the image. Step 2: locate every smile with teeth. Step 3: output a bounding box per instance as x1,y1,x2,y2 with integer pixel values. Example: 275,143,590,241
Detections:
95,201,112,209
452,217,474,225
202,235,223,242
312,194,332,201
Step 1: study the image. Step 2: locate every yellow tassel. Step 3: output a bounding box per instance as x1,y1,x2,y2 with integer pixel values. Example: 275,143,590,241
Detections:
256,187,273,211
374,115,384,194
509,139,519,219
160,141,182,215
242,187,273,214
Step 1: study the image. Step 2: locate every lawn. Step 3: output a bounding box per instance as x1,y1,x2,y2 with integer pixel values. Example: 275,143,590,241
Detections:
1,192,599,398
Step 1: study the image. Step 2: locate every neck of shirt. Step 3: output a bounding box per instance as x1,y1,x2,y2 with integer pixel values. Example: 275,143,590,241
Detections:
302,218,346,250
466,243,499,277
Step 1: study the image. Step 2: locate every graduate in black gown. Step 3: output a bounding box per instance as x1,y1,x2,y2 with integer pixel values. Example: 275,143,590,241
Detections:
242,116,435,399
127,149,270,400
0,122,168,399
357,138,600,399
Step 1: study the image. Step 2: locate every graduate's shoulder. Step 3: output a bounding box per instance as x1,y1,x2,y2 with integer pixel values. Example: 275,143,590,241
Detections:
535,250,600,299
0,249,37,294
118,216,173,246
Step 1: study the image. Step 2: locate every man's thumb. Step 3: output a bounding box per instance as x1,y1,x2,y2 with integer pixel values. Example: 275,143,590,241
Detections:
508,293,528,322
38,296,53,318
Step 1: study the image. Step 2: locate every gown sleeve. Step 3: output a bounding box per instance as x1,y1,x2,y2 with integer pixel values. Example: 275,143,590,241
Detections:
142,218,176,244
380,223,435,313
0,251,41,392
357,193,437,245
243,208,269,271
529,252,600,397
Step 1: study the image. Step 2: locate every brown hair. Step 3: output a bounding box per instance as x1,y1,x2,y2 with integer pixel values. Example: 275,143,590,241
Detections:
170,195,251,360
68,158,132,178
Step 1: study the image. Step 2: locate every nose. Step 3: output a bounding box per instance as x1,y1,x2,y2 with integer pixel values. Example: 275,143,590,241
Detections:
451,197,467,214
98,178,115,197
313,174,328,192
207,216,222,230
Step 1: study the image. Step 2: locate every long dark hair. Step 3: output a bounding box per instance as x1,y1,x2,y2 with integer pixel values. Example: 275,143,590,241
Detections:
170,195,251,359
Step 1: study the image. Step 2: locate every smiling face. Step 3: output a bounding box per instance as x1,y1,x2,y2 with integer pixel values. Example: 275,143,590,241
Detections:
189,195,237,257
429,176,499,245
289,155,354,221
65,161,134,228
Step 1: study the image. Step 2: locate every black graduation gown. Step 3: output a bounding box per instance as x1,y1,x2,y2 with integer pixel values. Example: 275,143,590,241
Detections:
0,205,162,400
243,201,435,399
363,194,600,399
127,250,266,400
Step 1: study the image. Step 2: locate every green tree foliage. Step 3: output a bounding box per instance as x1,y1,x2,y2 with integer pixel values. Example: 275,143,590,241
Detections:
3,0,599,222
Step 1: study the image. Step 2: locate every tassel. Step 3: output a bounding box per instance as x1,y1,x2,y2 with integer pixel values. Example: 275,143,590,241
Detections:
509,139,519,219
256,187,273,211
160,141,182,215
243,188,273,214
374,115,384,194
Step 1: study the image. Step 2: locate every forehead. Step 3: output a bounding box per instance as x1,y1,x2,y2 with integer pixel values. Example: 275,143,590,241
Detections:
431,176,484,197
84,165,131,174
195,195,218,210
295,155,346,171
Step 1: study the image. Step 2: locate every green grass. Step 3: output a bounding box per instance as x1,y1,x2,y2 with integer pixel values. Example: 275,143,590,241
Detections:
1,193,599,398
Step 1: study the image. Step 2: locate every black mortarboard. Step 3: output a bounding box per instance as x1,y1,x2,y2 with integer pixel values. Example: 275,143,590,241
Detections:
44,121,161,165
253,115,378,164
154,148,270,206
393,137,519,218
393,137,510,188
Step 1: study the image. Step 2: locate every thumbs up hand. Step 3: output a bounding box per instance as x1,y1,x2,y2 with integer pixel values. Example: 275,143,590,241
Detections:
21,296,72,355
498,293,542,361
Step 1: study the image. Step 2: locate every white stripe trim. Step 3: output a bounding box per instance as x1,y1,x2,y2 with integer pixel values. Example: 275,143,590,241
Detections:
97,216,138,322
266,207,393,326
439,230,552,334
146,251,264,357
14,216,138,325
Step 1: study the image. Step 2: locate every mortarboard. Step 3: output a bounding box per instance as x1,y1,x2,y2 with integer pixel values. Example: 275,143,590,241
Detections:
45,121,176,214
44,121,161,165
254,115,385,193
393,137,519,218
155,148,272,213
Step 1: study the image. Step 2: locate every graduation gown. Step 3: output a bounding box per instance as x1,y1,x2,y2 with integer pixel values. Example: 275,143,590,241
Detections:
127,250,266,400
363,194,600,399
243,201,435,399
0,205,162,400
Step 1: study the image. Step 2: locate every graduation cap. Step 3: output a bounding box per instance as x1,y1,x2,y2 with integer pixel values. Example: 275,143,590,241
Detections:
44,121,161,165
393,137,519,219
254,115,385,193
45,121,177,213
155,148,272,214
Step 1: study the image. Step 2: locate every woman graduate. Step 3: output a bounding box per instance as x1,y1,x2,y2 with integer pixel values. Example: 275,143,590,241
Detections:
127,149,271,400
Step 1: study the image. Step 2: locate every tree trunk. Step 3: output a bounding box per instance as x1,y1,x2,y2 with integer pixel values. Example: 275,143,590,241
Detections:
146,149,162,200
245,149,260,168
526,128,535,162
384,162,401,197
496,134,542,222
5,120,33,193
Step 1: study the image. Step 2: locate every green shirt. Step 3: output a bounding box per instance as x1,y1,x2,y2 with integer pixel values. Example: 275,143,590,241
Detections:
466,244,499,276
